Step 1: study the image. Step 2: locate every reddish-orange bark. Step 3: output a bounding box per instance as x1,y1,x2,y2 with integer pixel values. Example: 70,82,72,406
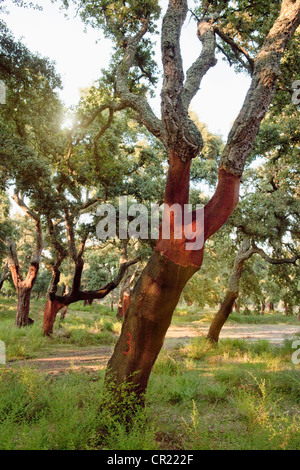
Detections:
204,169,240,241
106,167,241,397
156,168,240,267
164,152,191,206
122,292,131,318
43,299,65,336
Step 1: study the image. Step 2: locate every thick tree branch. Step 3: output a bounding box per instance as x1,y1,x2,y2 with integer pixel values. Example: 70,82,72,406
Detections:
76,196,102,214
7,239,22,288
115,18,166,144
183,20,217,109
161,0,187,101
79,102,124,129
13,191,39,223
64,207,78,263
220,0,300,176
203,0,300,246
52,258,140,305
213,25,255,74
46,215,68,261
94,107,115,170
77,233,89,260
161,0,203,159
252,243,300,265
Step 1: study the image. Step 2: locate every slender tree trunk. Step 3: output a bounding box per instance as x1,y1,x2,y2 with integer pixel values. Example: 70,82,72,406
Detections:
284,301,294,316
117,291,130,319
207,239,254,343
207,291,239,343
261,300,266,315
0,264,9,291
111,295,114,312
43,299,66,335
59,305,69,323
117,240,129,319
122,292,131,319
8,254,40,328
6,196,43,327
15,287,32,327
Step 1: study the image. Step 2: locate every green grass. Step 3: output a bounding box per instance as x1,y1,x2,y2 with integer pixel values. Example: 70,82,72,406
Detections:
0,297,299,450
228,312,299,325
148,339,300,450
172,305,299,326
0,369,157,450
0,297,121,360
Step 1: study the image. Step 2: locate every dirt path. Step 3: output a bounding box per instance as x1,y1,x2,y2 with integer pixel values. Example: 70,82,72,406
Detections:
164,323,300,348
7,323,299,374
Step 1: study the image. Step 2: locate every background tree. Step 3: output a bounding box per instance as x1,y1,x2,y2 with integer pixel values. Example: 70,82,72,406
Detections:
41,98,165,335
0,20,63,325
207,82,300,341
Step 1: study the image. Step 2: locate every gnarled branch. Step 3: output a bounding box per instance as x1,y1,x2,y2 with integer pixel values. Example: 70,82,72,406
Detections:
183,20,217,109
220,0,300,177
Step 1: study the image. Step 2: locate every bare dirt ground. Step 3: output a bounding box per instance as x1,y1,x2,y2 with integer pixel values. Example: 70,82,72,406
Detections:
7,323,299,374
165,323,300,348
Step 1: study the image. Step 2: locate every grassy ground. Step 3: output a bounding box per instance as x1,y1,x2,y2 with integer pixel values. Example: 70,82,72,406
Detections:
171,305,300,327
0,297,121,361
0,296,299,450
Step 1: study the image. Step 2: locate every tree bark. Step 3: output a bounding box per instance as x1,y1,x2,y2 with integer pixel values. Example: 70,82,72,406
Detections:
0,264,9,291
207,291,238,344
43,299,66,335
15,286,33,327
59,305,69,323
